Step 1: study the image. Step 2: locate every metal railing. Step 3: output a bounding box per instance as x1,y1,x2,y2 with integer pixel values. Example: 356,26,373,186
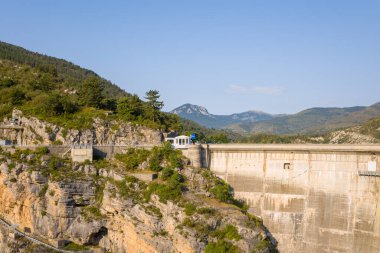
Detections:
358,171,380,177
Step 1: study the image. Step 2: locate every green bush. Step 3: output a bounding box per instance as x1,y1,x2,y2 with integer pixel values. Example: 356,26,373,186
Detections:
205,239,239,253
182,217,195,228
168,171,184,186
210,179,234,203
253,239,270,252
61,128,68,138
197,207,215,215
63,242,89,251
114,178,145,204
145,173,183,204
184,203,197,216
160,167,174,180
82,206,104,221
38,184,48,198
52,140,63,145
94,159,110,170
148,143,184,172
115,148,150,170
149,149,163,172
0,77,16,88
211,224,241,241
95,181,106,204
8,162,15,171
145,205,163,218
35,146,49,155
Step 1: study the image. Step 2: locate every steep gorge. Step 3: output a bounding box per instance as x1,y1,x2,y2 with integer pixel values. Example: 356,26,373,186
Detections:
0,113,276,253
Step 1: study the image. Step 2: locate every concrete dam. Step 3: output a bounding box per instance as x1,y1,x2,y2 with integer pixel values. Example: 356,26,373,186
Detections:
197,144,380,253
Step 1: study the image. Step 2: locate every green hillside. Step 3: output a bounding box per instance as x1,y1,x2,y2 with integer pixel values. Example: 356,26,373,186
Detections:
227,104,380,135
0,41,180,131
359,115,380,140
0,41,125,99
0,41,237,141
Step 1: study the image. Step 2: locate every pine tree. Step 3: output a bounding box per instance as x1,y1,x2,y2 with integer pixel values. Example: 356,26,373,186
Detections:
117,94,143,121
144,90,164,123
79,77,104,108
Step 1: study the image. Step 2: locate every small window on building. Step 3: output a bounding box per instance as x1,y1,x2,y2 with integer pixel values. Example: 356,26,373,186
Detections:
368,161,377,172
283,163,291,170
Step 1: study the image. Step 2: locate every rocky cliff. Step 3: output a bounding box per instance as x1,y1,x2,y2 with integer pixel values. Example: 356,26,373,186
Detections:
0,109,163,146
0,225,58,253
0,146,276,253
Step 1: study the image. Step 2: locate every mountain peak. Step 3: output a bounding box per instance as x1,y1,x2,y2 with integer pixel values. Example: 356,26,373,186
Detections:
171,103,211,116
170,103,274,129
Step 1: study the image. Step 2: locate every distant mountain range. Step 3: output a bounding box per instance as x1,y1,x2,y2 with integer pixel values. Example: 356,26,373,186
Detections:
170,103,276,129
170,102,380,135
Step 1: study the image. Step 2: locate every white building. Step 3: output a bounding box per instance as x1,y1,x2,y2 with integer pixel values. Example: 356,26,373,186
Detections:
165,135,191,149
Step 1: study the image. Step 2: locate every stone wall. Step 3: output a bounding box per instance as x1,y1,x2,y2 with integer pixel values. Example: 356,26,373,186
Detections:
204,144,380,253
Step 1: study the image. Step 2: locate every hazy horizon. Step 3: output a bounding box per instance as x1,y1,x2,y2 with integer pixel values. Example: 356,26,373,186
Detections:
1,1,379,114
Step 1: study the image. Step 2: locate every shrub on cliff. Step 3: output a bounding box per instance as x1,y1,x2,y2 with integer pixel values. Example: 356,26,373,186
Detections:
148,142,183,172
115,148,150,170
145,171,184,203
211,224,241,241
205,239,238,253
210,179,234,203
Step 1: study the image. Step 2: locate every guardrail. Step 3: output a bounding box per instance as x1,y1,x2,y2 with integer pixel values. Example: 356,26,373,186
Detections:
0,216,74,253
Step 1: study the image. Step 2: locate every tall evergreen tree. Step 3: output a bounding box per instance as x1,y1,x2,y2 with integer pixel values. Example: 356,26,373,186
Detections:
144,90,164,123
117,94,143,120
79,77,104,108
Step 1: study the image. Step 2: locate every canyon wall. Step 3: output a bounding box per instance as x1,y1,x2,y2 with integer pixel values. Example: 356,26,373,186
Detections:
204,144,380,253
0,109,163,146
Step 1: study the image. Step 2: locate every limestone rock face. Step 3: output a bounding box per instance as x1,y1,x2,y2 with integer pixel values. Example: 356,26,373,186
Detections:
0,225,56,253
0,163,202,252
328,126,377,144
0,109,163,146
0,152,275,252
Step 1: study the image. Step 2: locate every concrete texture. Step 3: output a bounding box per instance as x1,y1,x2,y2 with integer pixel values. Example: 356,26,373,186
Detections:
202,144,380,253
71,146,93,162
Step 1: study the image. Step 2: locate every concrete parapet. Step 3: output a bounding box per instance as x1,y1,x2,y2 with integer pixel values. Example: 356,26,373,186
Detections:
183,144,202,168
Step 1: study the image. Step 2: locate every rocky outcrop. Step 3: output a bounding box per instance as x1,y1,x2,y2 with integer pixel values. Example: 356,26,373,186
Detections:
0,225,59,253
327,126,378,144
0,149,276,252
0,109,163,146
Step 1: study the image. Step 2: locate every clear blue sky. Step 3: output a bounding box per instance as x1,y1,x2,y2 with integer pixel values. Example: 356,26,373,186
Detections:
1,0,380,114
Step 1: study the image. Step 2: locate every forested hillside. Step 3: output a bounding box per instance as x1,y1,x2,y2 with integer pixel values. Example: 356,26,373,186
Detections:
0,41,180,131
0,41,125,99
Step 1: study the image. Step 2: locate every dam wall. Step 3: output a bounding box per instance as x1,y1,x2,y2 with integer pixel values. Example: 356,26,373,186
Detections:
202,144,380,253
